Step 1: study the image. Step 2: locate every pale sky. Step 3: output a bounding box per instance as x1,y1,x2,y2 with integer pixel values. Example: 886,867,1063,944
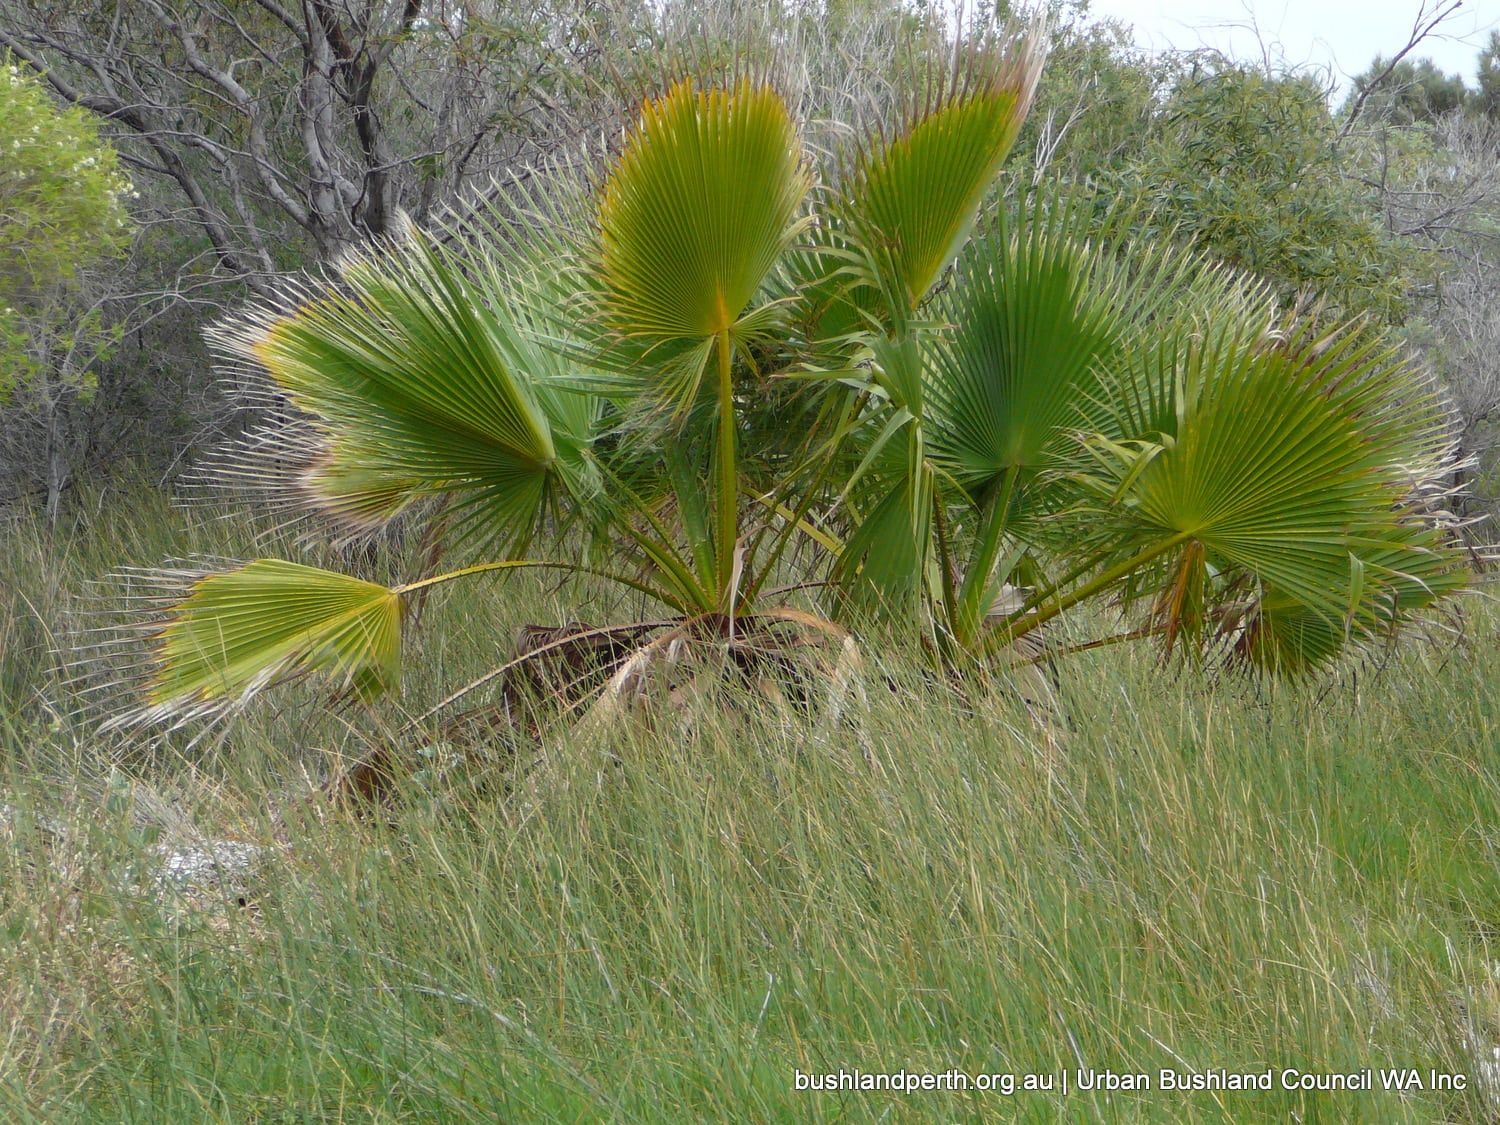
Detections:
1077,0,1498,98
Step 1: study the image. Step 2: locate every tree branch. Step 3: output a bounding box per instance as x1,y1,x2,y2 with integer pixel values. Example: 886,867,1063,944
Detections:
1338,0,1465,140
0,28,271,292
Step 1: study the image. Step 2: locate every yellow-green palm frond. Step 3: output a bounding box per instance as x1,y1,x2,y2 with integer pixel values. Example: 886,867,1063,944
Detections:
594,78,812,353
131,560,402,726
841,18,1047,318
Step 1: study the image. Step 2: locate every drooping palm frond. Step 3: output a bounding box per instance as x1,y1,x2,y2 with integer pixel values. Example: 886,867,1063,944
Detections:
830,435,935,622
209,227,600,557
1229,587,1349,673
1225,529,1460,676
130,560,402,727
824,331,940,621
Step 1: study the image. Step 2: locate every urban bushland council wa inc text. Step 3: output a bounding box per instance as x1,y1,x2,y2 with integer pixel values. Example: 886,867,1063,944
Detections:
793,1067,1468,1095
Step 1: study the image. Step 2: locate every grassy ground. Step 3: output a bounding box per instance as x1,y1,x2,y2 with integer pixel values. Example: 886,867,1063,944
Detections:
3,481,1500,1123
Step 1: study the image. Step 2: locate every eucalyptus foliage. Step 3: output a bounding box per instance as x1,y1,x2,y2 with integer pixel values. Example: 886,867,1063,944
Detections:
0,52,132,397
0,55,131,311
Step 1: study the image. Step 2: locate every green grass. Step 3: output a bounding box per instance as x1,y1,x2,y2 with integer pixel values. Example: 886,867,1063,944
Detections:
3,479,1500,1122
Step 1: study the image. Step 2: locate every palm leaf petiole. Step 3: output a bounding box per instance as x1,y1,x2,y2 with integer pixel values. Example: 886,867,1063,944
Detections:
953,463,1021,648
983,530,1197,656
716,326,739,612
395,560,684,613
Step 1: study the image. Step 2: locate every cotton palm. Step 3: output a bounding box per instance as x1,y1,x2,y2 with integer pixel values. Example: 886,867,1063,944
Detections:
116,20,1463,735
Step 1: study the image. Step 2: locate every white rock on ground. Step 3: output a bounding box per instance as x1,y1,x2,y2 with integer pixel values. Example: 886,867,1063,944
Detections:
148,837,265,898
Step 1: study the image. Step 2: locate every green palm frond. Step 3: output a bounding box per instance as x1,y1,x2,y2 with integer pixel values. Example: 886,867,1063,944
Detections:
1069,314,1465,661
594,78,811,350
1232,587,1348,674
214,228,598,554
925,210,1119,496
590,77,813,606
1230,527,1462,676
139,560,402,724
834,203,1120,643
842,26,1046,318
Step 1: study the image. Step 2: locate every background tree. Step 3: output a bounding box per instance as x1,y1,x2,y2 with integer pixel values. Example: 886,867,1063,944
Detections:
1098,61,1420,325
0,0,629,286
1476,31,1500,120
1014,6,1158,181
0,0,666,504
1340,37,1500,512
0,54,132,522
1345,55,1470,125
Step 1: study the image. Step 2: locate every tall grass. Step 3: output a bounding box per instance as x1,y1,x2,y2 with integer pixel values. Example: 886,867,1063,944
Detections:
3,481,1499,1123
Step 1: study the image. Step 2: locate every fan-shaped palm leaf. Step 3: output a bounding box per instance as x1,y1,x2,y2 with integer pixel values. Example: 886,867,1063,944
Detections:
139,560,401,724
595,77,811,350
842,26,1045,319
925,212,1120,492
591,76,813,606
1053,315,1465,664
214,230,598,555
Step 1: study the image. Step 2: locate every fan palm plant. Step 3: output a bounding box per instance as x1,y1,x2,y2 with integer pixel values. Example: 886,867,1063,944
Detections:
114,16,1465,742
824,204,1465,673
